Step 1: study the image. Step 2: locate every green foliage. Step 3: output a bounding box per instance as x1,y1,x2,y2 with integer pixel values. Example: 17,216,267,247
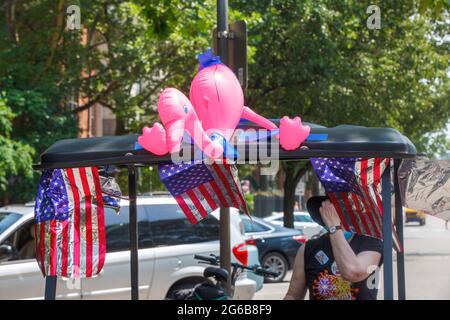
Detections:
0,95,34,196
117,166,166,196
70,0,218,132
416,0,450,18
0,0,78,203
244,192,254,213
0,87,76,203
233,0,449,156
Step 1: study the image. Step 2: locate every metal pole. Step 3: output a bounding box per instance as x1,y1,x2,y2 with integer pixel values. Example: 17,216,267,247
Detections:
44,276,57,300
220,207,232,295
381,163,394,300
128,165,139,300
217,0,231,296
217,0,228,65
394,159,406,300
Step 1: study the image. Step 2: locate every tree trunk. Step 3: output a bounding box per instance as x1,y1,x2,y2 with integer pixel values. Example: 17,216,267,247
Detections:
45,0,66,70
310,170,320,196
115,116,126,135
283,170,297,228
7,0,19,43
259,169,269,191
282,161,310,228
304,169,321,203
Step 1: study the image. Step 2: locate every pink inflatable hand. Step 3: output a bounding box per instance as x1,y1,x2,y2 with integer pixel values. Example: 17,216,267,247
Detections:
138,123,169,155
279,116,310,150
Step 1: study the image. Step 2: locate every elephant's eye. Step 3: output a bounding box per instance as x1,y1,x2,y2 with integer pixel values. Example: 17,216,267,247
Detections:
183,105,189,114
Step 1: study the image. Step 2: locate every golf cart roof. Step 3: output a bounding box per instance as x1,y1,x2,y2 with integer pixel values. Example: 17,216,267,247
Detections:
34,121,417,170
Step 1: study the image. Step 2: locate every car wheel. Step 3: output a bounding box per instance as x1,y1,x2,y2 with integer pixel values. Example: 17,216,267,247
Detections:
262,252,288,283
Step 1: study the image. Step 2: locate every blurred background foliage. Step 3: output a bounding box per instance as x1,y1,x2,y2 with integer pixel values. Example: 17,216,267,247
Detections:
0,0,448,207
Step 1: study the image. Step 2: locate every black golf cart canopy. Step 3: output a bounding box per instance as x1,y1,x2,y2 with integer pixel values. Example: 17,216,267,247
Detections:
34,121,416,301
35,123,417,170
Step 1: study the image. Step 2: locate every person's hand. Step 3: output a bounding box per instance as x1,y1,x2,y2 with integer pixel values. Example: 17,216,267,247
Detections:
319,200,341,228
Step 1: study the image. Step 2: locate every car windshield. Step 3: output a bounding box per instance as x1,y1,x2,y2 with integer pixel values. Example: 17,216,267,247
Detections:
0,212,22,235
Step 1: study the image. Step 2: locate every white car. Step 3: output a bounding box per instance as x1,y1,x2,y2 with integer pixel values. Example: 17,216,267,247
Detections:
264,211,325,240
0,196,257,300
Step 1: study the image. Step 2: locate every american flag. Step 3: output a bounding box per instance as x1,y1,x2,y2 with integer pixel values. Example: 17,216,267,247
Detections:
34,167,106,278
159,161,248,224
311,157,401,251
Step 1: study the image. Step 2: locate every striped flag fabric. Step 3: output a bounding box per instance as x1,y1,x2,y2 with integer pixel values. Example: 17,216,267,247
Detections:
311,157,401,251
159,161,249,224
34,167,106,278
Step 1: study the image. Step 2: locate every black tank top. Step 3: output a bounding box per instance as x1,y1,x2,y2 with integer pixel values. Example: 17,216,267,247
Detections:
304,234,383,300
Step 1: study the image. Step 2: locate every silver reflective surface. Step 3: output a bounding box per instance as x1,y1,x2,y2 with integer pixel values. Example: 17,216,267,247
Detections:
100,176,122,198
402,158,450,220
100,175,122,212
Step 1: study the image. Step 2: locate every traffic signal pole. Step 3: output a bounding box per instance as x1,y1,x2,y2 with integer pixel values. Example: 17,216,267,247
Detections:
217,0,229,65
217,0,232,296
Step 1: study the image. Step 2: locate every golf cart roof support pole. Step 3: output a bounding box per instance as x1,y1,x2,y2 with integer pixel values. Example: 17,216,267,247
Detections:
382,162,394,300
394,159,406,300
217,0,232,296
220,207,232,295
128,165,139,300
44,275,57,300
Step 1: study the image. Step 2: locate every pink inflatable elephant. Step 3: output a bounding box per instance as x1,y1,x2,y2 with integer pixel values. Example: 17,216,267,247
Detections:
138,49,310,158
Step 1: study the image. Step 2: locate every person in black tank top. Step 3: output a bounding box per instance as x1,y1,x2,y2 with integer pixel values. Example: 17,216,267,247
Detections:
284,196,383,300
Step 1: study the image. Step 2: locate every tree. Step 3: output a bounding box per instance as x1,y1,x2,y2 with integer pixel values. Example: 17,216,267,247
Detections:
232,0,450,227
1,0,80,204
0,0,219,203
66,0,219,133
0,94,34,202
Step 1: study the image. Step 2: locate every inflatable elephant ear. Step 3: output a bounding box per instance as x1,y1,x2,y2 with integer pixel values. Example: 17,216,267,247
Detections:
138,87,224,159
189,49,244,141
157,88,190,126
137,88,190,156
157,88,191,154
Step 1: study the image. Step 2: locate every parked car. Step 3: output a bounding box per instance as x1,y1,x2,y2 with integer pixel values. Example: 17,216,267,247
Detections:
264,211,325,239
404,207,426,226
227,210,264,292
0,196,258,299
240,215,305,283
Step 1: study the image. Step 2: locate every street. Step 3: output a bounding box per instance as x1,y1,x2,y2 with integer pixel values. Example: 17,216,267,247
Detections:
254,215,450,300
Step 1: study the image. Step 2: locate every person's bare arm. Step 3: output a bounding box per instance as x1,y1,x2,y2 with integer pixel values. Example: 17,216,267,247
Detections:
320,200,381,283
284,245,307,300
329,230,381,282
